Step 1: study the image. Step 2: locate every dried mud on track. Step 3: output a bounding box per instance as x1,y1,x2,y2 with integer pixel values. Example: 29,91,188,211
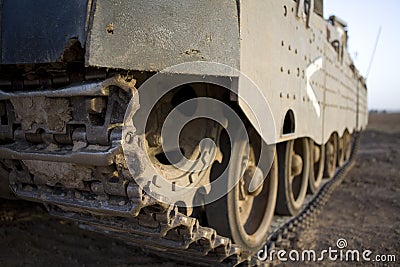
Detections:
1,113,399,267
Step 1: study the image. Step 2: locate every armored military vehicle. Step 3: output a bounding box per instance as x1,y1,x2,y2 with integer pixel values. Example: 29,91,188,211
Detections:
0,0,367,265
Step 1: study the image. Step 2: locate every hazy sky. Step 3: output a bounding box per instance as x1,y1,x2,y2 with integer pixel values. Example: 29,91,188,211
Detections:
324,0,400,111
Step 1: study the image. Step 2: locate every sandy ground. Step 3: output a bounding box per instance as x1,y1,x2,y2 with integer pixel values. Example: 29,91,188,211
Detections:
0,113,399,267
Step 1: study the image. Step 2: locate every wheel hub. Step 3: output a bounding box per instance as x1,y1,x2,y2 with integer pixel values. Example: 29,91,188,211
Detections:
291,153,303,177
313,145,320,163
242,166,264,197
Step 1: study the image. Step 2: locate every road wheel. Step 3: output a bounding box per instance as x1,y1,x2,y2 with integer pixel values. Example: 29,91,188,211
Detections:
343,131,352,162
324,134,337,178
276,138,310,216
205,130,278,252
308,140,325,194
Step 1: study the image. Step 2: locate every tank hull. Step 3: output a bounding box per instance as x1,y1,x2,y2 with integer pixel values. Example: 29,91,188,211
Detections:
0,1,368,265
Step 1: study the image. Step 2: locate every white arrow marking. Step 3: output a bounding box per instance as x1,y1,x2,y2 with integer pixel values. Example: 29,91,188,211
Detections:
306,57,323,117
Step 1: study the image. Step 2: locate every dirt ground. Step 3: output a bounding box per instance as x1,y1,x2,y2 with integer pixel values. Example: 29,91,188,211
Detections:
0,113,399,267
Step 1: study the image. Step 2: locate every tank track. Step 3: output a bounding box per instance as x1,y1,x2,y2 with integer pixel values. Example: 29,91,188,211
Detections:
1,136,359,267
0,75,360,266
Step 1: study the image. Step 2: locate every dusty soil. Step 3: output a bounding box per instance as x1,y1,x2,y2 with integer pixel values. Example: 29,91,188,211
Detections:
0,113,399,267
